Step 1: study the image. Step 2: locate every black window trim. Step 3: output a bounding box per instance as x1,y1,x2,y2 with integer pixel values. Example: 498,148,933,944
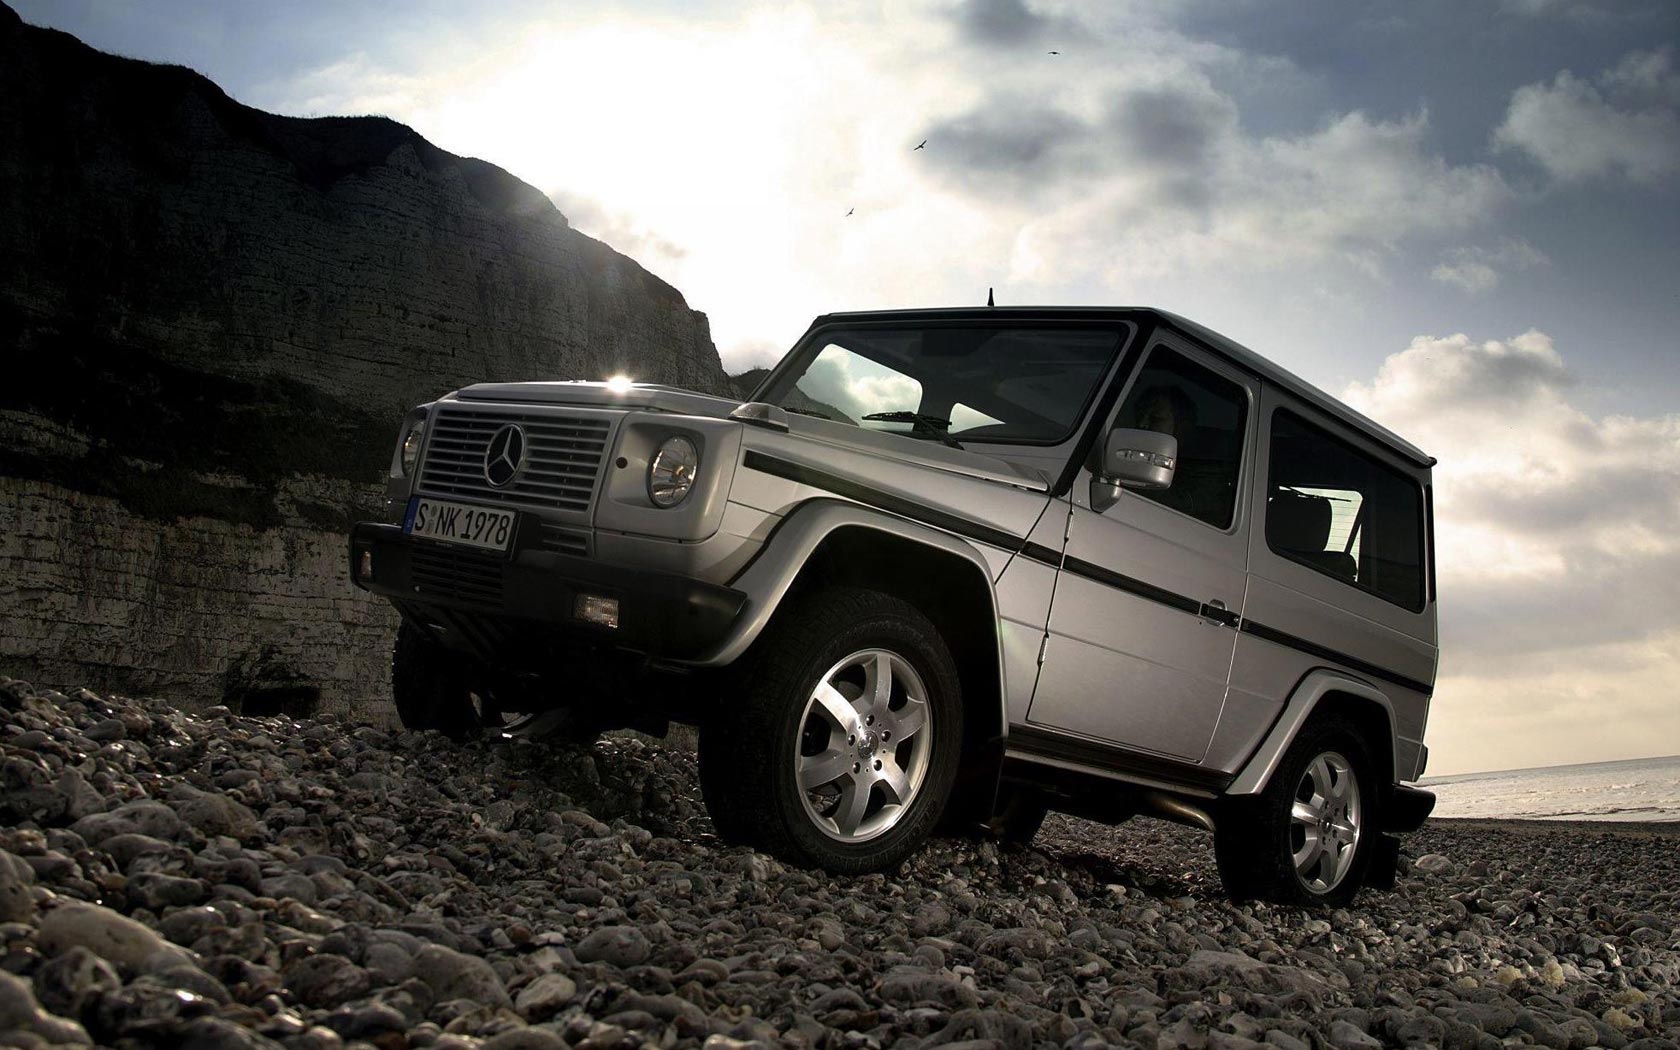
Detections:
1092,335,1257,536
1424,483,1437,605
1265,406,1429,614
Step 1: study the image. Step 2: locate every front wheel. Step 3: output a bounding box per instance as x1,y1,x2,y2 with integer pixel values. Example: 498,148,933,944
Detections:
392,621,481,739
1214,717,1377,907
699,586,963,874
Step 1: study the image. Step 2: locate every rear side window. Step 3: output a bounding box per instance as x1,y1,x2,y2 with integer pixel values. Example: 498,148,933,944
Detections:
1266,410,1426,611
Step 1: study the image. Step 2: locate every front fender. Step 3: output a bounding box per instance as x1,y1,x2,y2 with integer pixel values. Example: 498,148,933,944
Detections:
683,497,1010,738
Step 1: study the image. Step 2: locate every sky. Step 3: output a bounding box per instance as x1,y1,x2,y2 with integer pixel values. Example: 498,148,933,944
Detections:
18,0,1679,776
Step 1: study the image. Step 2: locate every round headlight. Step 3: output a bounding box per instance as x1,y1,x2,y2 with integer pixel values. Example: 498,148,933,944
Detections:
648,435,700,507
399,420,426,476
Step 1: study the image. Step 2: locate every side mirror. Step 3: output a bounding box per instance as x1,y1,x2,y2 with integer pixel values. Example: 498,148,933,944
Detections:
1102,427,1178,489
1091,427,1177,512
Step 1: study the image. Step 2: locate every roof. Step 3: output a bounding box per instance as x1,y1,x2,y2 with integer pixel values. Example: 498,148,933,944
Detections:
807,306,1434,469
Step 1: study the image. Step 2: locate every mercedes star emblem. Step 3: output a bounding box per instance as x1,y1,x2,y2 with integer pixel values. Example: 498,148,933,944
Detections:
483,424,527,487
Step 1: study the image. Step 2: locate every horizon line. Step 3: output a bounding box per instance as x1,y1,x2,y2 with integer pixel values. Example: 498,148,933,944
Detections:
1423,751,1680,783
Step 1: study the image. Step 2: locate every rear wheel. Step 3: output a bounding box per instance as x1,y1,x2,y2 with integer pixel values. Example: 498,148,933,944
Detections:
1215,717,1377,907
699,586,963,873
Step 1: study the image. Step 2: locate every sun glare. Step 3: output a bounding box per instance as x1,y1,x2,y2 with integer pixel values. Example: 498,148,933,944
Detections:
401,8,978,366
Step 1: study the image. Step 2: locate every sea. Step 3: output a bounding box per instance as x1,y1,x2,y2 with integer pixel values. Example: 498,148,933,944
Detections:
1422,754,1680,822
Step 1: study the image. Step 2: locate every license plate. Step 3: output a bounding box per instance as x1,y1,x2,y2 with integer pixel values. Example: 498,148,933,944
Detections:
406,498,515,552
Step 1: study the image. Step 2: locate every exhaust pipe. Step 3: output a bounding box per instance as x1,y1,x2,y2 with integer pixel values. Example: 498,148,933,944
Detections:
1143,791,1216,833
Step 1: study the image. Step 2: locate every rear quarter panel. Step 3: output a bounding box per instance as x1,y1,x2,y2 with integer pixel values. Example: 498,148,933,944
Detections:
1212,383,1438,784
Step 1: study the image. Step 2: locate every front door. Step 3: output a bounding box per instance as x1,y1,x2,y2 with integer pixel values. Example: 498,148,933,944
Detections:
1025,334,1256,762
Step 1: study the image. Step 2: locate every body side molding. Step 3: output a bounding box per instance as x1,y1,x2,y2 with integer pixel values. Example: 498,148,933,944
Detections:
741,451,1026,551
1238,619,1433,696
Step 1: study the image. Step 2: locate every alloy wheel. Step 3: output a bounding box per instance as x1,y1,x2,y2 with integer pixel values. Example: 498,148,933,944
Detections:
1290,750,1363,893
794,648,933,842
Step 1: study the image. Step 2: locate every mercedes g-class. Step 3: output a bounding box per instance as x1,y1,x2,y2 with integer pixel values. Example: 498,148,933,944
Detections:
350,307,1438,905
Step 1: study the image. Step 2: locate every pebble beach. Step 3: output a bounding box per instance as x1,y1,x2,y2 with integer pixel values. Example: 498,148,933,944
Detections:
2,678,1676,1050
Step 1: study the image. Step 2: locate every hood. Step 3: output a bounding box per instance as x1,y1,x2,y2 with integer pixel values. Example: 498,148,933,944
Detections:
766,411,1051,492
452,380,743,419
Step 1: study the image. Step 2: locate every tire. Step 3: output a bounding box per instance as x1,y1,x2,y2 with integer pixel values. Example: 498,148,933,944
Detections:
698,585,964,874
1214,716,1378,907
391,622,481,740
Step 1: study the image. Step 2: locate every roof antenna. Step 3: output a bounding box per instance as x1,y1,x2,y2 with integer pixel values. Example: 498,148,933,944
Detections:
986,287,994,307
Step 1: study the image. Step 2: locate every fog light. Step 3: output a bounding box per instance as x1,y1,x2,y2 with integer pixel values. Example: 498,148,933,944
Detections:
575,594,620,629
357,549,374,581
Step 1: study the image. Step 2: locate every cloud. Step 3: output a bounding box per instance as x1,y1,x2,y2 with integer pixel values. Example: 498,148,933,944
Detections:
918,101,1087,192
789,346,924,424
1343,331,1680,772
269,51,424,118
1107,83,1235,172
549,189,688,279
1429,238,1548,293
1494,48,1680,185
1497,0,1669,21
983,101,1510,282
950,0,1050,46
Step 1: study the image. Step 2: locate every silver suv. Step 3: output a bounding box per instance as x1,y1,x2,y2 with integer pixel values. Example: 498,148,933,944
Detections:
350,307,1437,905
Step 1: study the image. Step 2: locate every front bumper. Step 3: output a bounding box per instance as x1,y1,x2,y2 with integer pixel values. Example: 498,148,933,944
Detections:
349,522,746,663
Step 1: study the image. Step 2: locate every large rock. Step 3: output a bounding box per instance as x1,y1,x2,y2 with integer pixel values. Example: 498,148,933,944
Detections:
1162,949,1346,999
0,849,34,923
514,973,577,1021
0,969,93,1045
167,786,262,841
30,945,123,1018
0,6,729,714
574,925,652,969
411,944,510,1007
71,800,184,845
37,900,196,972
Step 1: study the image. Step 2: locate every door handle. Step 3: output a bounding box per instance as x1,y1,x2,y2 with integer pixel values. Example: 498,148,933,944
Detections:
1198,599,1239,629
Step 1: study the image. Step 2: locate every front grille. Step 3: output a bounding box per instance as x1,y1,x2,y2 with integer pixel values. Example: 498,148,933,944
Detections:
539,523,591,557
409,544,503,608
418,405,612,513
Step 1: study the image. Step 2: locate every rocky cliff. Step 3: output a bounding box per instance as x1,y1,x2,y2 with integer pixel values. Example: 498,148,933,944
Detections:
0,4,730,718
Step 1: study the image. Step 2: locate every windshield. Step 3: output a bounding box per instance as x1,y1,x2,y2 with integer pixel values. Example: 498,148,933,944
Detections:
759,325,1124,446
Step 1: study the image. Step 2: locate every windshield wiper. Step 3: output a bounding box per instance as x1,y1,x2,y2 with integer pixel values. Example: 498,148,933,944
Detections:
861,411,964,450
782,405,836,421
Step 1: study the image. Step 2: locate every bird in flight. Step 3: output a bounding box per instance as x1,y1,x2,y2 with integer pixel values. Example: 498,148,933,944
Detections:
846,207,854,216
913,139,927,150
1048,50,1060,55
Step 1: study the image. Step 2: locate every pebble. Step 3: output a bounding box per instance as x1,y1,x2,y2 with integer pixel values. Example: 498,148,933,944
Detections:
1413,853,1454,874
0,677,1675,1050
514,972,577,1020
0,851,36,923
574,925,651,968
